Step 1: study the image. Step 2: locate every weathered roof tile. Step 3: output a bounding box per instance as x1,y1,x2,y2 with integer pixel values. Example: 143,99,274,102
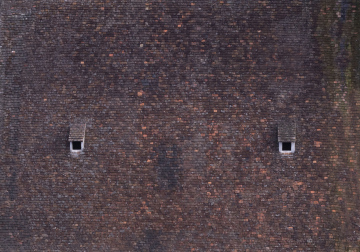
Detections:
68,123,86,142
278,120,296,142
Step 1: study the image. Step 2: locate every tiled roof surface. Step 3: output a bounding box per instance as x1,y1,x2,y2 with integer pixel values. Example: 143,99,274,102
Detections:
1,0,360,251
68,123,86,142
278,120,296,142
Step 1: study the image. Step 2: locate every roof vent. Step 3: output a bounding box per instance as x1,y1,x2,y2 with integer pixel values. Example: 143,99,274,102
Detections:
278,120,296,154
69,123,86,152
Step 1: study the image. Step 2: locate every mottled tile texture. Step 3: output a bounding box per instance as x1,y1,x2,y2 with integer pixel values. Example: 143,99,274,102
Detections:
1,0,360,251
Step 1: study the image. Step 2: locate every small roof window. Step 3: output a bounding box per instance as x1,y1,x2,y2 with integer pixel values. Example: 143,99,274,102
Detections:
69,123,86,152
278,120,296,154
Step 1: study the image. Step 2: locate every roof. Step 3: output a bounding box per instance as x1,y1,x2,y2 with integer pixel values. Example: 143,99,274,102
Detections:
278,120,296,142
68,123,86,142
2,1,360,251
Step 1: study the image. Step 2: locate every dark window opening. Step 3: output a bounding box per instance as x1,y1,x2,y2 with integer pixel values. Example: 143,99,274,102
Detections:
73,141,82,150
282,142,292,151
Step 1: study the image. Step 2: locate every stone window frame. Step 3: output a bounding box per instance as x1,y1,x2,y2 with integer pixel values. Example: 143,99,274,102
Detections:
279,141,295,154
70,141,84,152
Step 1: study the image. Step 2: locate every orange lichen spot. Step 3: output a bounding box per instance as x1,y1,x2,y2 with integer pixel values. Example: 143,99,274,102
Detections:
314,141,321,147
214,109,217,112
109,54,113,57
81,61,84,65
137,91,143,96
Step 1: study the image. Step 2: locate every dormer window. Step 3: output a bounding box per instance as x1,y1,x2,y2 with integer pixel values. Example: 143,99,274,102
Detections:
279,141,295,153
278,120,296,154
281,142,292,151
71,141,83,150
69,123,86,152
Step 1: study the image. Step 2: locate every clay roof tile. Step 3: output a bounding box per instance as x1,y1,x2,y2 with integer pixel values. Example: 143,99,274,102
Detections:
278,120,296,142
68,123,86,142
